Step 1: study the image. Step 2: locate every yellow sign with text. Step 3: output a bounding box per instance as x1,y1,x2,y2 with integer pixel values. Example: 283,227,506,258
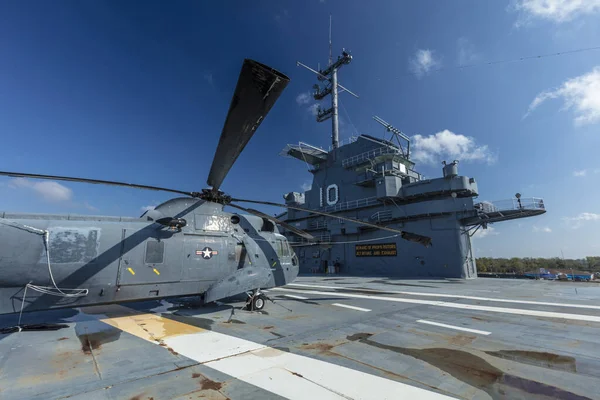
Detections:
355,243,397,257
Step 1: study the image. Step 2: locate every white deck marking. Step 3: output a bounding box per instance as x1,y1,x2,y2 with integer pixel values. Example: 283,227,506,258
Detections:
332,303,371,312
287,283,600,310
273,288,600,323
99,306,455,400
417,320,491,335
283,294,309,300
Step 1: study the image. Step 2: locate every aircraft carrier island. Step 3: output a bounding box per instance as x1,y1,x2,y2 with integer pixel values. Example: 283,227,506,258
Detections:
279,50,545,278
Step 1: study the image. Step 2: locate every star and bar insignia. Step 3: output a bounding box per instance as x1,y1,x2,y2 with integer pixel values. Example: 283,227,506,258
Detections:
196,247,218,259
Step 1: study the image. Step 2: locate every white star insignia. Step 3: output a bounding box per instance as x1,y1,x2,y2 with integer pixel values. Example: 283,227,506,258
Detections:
202,248,212,258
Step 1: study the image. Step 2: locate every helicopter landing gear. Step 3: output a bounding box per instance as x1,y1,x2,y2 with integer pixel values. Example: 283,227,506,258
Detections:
245,289,267,311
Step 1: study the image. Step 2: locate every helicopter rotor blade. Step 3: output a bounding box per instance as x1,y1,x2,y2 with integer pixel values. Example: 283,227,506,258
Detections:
227,203,316,241
207,59,290,191
0,171,194,197
230,198,433,247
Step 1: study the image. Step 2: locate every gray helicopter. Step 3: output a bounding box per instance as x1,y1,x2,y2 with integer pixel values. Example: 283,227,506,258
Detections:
0,59,432,319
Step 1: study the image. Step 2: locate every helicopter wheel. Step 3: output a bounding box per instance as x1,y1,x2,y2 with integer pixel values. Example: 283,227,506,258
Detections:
246,292,266,311
253,295,265,311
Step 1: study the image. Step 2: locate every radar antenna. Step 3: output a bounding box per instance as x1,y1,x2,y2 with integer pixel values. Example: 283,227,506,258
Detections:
373,116,411,159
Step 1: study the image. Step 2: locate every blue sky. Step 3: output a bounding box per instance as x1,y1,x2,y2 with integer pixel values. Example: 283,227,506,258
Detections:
0,0,599,258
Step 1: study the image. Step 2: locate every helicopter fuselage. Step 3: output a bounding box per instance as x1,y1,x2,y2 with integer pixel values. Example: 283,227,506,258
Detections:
0,198,298,315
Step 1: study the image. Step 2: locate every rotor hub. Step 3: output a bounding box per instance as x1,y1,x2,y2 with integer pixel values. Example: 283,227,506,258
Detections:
197,188,232,205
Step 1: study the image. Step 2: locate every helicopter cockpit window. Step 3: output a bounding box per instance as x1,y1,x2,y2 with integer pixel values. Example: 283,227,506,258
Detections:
276,240,289,257
145,240,164,264
285,241,293,257
275,240,283,257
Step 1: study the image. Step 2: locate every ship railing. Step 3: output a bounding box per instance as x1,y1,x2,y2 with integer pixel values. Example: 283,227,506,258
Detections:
342,146,399,168
475,197,545,213
329,136,358,151
292,232,332,246
370,210,392,223
322,196,381,213
310,220,328,229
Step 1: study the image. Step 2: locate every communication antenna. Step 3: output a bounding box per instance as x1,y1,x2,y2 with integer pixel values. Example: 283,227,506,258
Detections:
296,15,358,150
373,116,411,159
328,14,332,67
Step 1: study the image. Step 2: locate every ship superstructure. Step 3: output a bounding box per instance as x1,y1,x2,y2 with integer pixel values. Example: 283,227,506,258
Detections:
279,38,545,278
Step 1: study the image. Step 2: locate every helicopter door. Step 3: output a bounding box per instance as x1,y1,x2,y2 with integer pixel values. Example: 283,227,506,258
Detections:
234,242,251,269
117,229,183,285
182,236,224,283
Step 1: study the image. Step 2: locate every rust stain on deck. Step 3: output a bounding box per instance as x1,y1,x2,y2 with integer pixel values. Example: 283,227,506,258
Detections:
346,332,591,400
485,350,577,373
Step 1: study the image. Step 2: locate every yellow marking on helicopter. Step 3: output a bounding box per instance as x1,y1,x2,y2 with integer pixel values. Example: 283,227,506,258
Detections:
272,261,277,267
153,268,160,275
127,267,135,275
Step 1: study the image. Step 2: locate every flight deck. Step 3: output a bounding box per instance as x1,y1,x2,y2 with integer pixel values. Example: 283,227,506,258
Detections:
1,276,599,400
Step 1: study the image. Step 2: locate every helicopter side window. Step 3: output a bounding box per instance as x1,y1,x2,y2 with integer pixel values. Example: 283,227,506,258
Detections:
145,240,164,264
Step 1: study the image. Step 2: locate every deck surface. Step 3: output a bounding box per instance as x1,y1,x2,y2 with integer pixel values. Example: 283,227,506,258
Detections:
1,276,600,400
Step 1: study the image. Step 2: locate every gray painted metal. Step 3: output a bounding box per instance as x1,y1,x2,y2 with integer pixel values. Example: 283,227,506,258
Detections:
0,58,299,317
331,67,339,149
279,133,545,278
281,42,545,279
0,198,298,315
207,59,290,190
2,276,599,399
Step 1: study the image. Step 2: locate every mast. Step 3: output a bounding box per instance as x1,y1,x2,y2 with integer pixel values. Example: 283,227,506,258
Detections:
328,14,332,67
296,15,358,150
331,65,340,148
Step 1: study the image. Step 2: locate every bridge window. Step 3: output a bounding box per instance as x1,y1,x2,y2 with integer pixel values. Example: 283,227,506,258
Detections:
145,240,164,264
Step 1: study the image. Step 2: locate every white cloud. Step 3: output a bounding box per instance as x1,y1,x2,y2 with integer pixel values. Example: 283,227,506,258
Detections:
524,67,600,126
9,178,72,202
533,225,552,233
512,0,600,24
563,212,600,229
274,9,290,23
203,72,214,86
296,92,311,105
296,91,322,117
409,49,441,78
301,181,312,191
573,169,600,177
411,129,496,165
84,202,98,212
473,226,498,239
308,103,320,116
457,37,480,66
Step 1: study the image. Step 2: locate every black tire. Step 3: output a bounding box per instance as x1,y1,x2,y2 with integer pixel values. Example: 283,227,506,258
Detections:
252,295,265,311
